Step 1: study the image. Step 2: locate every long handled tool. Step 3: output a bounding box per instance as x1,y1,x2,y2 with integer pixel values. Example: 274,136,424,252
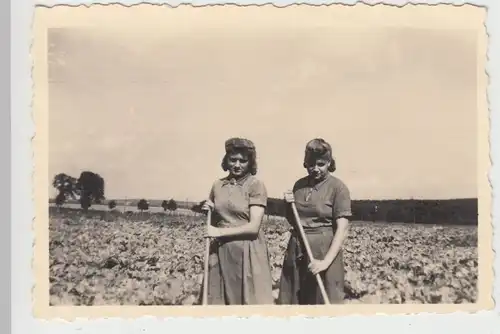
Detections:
290,202,331,305
201,209,212,306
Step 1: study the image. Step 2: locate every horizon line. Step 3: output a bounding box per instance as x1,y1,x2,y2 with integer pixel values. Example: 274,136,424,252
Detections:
51,196,479,203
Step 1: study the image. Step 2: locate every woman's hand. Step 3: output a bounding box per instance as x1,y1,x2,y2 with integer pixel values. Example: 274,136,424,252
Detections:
201,199,214,212
308,259,331,275
204,225,221,239
283,190,295,203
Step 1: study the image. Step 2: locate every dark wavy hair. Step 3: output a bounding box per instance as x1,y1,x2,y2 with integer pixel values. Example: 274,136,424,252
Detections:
303,138,336,173
221,138,258,175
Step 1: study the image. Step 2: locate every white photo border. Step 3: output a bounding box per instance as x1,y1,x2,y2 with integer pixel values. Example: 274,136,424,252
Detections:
10,0,500,333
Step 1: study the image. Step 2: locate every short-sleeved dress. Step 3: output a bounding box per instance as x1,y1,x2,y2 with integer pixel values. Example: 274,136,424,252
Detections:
199,173,274,305
277,174,352,305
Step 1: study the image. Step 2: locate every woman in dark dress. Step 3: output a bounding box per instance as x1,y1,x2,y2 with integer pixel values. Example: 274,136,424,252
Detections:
277,138,352,305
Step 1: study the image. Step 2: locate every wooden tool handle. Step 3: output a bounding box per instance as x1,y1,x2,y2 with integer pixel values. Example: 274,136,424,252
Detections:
201,209,212,306
290,202,331,305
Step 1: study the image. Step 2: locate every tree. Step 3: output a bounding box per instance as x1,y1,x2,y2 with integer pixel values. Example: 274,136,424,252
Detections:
191,200,207,215
137,199,149,212
167,199,178,212
80,196,92,212
108,200,117,210
161,200,168,212
76,171,105,212
266,197,286,217
52,173,79,206
55,192,66,208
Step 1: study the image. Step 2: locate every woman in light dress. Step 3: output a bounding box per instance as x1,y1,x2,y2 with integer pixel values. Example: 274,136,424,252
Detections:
199,137,273,305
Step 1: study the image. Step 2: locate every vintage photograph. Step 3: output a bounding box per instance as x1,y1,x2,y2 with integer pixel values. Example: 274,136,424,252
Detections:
33,3,491,317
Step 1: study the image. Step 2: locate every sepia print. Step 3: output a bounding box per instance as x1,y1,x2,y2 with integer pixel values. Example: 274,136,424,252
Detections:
32,3,492,318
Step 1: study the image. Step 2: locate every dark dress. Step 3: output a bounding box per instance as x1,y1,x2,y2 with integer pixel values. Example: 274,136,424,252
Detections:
277,174,352,305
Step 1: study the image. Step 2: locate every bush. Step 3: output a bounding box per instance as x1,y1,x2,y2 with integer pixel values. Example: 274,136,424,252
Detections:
167,199,178,211
137,199,149,211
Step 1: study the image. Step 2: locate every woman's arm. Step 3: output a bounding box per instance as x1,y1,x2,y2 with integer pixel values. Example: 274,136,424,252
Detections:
321,217,349,265
309,182,352,274
210,204,266,238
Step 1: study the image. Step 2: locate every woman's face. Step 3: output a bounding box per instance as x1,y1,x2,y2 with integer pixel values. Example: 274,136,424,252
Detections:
305,158,330,181
227,152,250,178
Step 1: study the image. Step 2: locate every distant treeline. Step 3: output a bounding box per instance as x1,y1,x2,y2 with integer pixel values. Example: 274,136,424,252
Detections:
50,197,478,225
191,197,478,225
265,197,478,225
51,171,477,225
51,198,194,210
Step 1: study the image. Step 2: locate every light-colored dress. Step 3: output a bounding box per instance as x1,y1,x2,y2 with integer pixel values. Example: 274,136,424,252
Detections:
277,174,352,305
200,173,274,305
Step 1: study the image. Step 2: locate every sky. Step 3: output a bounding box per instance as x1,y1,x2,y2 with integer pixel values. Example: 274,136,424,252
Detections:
47,15,480,202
